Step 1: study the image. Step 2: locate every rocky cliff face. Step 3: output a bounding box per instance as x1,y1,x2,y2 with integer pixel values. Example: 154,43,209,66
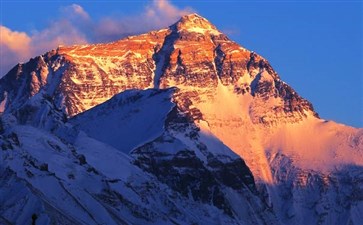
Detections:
0,13,362,225
0,13,316,123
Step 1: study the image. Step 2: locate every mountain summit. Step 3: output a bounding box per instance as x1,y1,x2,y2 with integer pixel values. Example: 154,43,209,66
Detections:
172,13,221,34
0,14,362,225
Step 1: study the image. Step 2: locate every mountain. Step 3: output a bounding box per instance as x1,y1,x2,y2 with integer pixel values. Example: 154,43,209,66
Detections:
1,13,362,225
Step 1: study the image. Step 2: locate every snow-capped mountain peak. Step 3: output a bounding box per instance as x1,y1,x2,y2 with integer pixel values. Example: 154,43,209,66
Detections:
0,13,362,225
172,13,221,35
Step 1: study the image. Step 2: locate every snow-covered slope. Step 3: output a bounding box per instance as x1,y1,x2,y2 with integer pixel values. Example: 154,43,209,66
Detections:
71,88,175,154
267,152,363,225
0,88,278,224
0,13,362,225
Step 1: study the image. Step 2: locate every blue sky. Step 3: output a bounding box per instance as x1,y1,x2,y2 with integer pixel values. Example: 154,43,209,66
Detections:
1,0,362,127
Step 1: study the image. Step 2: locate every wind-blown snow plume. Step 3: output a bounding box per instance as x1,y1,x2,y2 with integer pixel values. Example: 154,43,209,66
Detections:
0,0,194,76
93,0,193,42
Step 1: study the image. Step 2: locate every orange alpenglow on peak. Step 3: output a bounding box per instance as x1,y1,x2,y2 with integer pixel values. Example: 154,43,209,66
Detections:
172,13,221,35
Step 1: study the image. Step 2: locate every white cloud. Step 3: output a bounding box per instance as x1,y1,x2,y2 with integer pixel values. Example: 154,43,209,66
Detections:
0,26,32,75
63,4,90,21
0,26,31,56
0,1,194,76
